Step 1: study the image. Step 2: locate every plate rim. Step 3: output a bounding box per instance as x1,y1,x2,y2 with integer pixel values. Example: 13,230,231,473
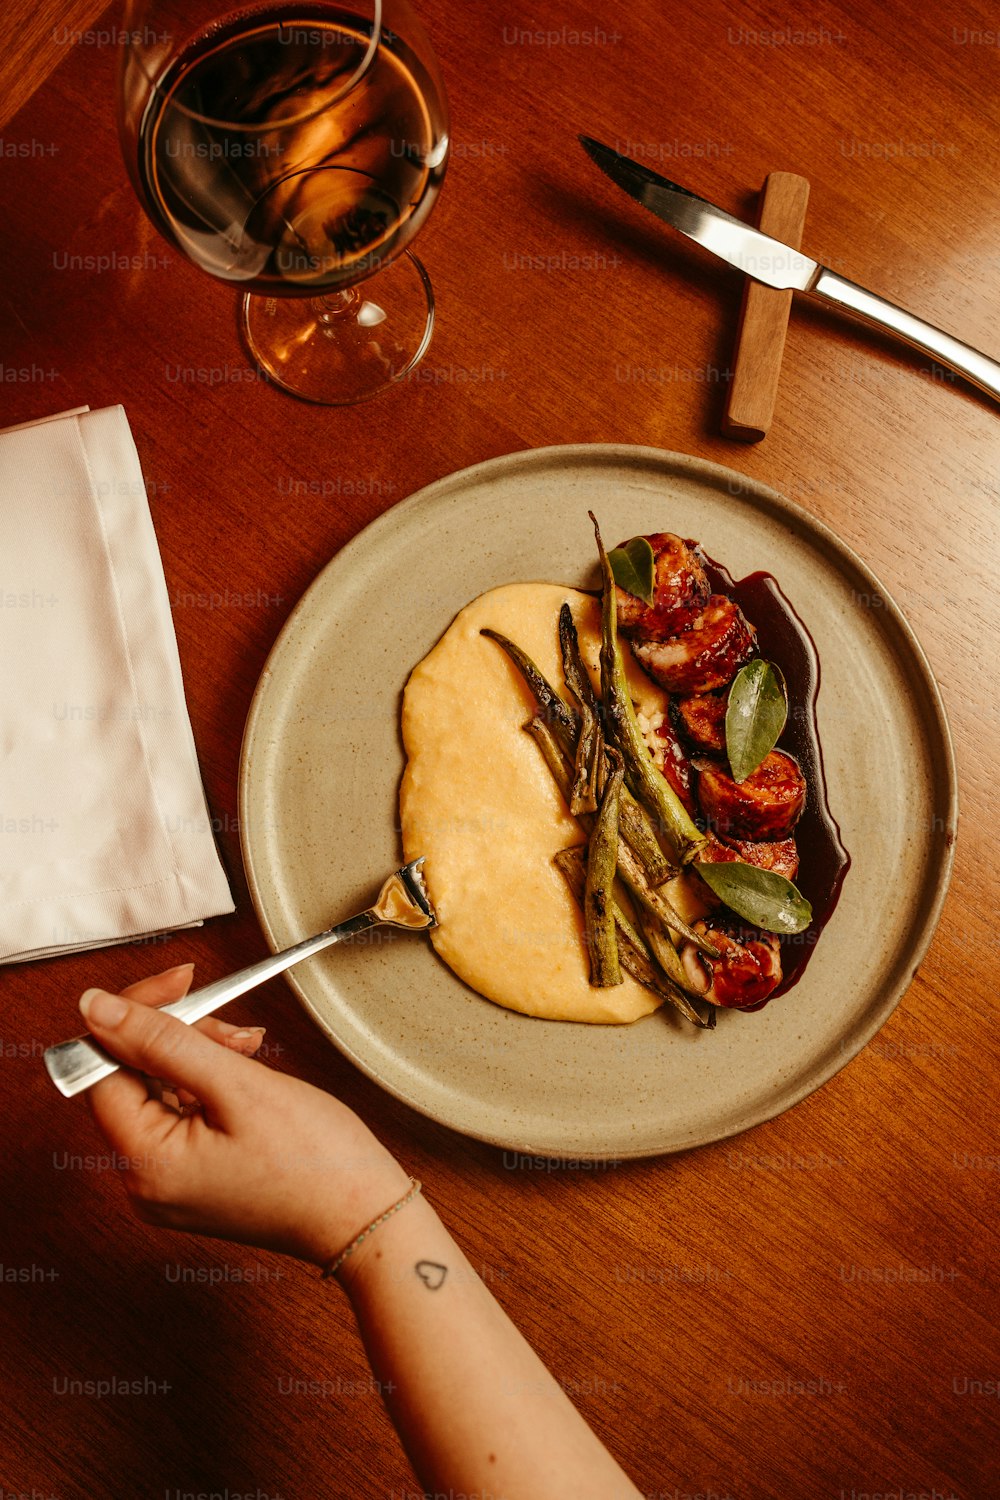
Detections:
238,442,958,1158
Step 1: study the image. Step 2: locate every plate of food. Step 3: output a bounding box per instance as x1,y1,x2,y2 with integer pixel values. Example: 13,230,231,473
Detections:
238,445,957,1158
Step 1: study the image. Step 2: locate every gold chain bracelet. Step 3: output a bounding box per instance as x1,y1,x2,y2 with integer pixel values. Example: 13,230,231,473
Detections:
320,1177,423,1280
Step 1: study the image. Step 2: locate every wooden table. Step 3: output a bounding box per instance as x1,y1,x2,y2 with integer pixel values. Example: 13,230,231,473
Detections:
2,2,998,1496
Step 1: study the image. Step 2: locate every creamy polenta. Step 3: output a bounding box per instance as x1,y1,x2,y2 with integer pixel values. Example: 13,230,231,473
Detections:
399,583,678,1023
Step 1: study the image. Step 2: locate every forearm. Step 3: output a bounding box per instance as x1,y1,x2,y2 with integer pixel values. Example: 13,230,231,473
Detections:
76,976,638,1494
339,1192,642,1500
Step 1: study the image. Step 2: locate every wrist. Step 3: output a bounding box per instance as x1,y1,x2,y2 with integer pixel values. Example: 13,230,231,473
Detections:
294,1112,411,1268
335,1185,441,1299
321,1175,422,1282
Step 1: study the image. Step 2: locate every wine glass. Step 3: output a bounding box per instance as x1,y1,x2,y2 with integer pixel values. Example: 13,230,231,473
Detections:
118,0,449,404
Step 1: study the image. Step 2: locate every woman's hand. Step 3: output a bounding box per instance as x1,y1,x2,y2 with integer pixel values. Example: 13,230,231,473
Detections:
78,965,410,1266
78,968,644,1499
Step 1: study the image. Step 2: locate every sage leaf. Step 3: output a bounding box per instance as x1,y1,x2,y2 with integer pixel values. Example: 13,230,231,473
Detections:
696,861,812,935
726,659,787,784
608,536,655,605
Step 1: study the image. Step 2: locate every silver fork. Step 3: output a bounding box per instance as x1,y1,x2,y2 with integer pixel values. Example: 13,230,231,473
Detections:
43,859,436,1099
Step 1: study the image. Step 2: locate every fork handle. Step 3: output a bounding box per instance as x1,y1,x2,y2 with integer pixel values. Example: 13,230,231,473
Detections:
43,910,379,1099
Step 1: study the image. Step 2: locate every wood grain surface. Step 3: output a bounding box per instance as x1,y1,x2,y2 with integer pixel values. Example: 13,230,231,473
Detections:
0,0,108,131
1,1,998,1498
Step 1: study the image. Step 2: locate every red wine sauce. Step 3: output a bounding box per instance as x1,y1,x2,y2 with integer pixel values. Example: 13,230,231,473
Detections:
701,556,852,1005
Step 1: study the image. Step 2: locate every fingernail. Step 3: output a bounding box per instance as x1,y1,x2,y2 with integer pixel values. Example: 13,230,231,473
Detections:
230,1027,266,1041
164,963,195,978
79,989,128,1027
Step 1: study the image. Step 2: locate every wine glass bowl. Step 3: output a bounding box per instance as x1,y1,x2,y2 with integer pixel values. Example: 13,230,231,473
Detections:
118,0,449,402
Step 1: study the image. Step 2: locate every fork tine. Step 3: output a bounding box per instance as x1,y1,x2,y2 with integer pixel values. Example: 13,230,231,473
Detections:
399,857,437,926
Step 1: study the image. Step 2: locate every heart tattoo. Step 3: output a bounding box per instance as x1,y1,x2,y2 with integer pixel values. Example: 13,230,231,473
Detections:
414,1260,448,1291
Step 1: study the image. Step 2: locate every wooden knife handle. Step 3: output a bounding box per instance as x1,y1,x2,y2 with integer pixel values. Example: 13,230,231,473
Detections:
722,171,810,441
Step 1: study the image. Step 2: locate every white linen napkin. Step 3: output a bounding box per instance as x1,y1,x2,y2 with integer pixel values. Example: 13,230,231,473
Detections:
0,405,235,962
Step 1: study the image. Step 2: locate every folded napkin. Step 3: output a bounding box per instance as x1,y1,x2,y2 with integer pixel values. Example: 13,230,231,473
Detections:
0,406,234,963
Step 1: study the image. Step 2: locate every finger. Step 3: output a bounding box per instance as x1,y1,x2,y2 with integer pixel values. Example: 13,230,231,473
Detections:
197,1019,267,1056
120,964,195,1008
158,1026,266,1109
118,969,266,1055
80,989,254,1130
85,1060,157,1147
98,968,197,1126
79,973,200,1149
154,1021,266,1078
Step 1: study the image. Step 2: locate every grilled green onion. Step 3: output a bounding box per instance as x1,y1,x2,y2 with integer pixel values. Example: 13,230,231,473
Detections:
591,512,706,865
558,603,671,882
480,628,577,740
554,847,714,1028
584,747,624,987
483,625,674,886
523,716,717,959
558,604,603,815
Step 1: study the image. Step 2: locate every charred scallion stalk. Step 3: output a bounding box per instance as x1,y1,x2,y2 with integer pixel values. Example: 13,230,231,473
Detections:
620,792,677,882
523,716,718,958
482,625,675,886
633,907,704,1000
618,843,717,954
584,748,624,987
554,847,714,1028
558,604,603,814
574,715,602,815
634,935,716,1027
559,606,672,882
480,628,577,740
524,712,576,794
619,788,674,887
590,513,707,866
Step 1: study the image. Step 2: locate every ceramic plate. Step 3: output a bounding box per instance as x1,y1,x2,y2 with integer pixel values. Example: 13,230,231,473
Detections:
238,445,957,1158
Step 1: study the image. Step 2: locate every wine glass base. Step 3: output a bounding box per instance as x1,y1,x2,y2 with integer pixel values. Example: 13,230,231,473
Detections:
240,250,435,406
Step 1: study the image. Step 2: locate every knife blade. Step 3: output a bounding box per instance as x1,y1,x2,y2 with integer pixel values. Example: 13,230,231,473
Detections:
580,135,1000,406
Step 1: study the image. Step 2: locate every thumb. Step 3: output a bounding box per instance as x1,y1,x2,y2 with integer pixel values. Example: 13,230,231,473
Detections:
80,989,254,1122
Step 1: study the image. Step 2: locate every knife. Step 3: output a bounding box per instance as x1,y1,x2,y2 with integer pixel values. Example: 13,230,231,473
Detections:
580,136,1000,406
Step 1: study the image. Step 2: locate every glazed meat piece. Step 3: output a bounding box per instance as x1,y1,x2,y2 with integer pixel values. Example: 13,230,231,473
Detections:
675,691,727,752
697,749,806,841
631,596,755,695
697,831,800,882
696,831,738,871
718,833,799,881
679,917,782,1008
645,713,697,817
695,828,797,882
615,533,710,641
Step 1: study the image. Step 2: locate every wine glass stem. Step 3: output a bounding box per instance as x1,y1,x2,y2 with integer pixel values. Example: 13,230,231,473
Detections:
312,289,362,322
